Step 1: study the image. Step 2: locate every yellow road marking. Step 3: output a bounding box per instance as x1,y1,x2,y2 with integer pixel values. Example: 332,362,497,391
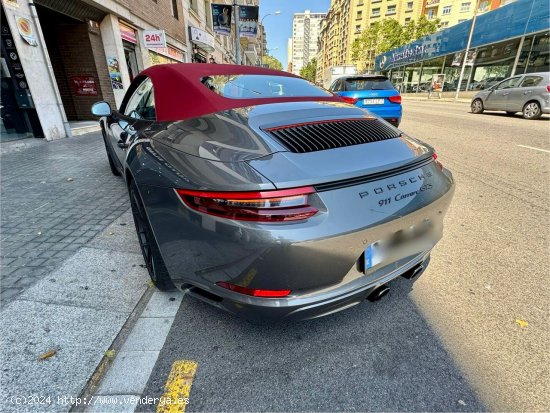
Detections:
156,360,198,413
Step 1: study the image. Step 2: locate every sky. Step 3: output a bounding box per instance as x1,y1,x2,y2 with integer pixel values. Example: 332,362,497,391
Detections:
259,0,332,70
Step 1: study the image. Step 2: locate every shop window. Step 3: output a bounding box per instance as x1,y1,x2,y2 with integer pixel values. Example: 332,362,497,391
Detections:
442,6,452,14
520,76,543,87
525,32,550,74
460,2,470,12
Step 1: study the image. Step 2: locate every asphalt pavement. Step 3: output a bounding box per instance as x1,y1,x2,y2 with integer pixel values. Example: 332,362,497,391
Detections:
135,100,549,412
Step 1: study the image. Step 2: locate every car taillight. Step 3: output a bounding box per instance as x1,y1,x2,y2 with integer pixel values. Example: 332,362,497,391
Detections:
175,186,318,222
432,153,443,170
546,85,550,93
388,95,402,104
216,281,291,298
340,96,358,104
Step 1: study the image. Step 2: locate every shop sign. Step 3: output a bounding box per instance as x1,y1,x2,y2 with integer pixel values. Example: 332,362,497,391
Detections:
465,50,477,66
167,45,184,61
431,74,445,93
238,5,259,38
189,26,215,52
107,57,123,89
143,30,166,48
15,16,37,46
212,4,232,36
451,52,463,66
119,21,137,44
70,75,98,96
391,44,425,63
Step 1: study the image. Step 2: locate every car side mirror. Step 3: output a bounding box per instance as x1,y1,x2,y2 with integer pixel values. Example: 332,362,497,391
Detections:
91,101,112,117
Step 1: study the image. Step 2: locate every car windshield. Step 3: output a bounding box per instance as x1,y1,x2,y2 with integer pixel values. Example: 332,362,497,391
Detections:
202,75,332,99
343,77,396,91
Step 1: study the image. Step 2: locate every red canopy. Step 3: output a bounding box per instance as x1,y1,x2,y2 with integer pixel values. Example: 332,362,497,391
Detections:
140,63,341,122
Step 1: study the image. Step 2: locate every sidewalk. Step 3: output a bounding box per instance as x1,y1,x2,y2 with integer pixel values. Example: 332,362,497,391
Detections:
0,133,150,412
402,93,472,103
1,133,129,304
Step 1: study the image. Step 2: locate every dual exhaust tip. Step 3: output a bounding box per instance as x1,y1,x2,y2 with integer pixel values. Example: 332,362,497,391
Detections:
367,264,424,302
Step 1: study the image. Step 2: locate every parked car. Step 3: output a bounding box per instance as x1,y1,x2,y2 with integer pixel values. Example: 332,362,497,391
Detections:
329,75,402,126
91,64,455,321
471,72,550,119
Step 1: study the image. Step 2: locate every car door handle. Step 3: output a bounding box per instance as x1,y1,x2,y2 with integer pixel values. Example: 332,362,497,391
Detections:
502,92,510,96
523,91,532,94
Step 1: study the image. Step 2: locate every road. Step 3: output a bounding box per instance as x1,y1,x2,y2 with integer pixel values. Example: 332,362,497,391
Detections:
134,101,549,412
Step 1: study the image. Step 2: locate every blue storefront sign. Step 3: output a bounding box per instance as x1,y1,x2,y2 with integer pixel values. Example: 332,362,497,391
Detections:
375,0,550,71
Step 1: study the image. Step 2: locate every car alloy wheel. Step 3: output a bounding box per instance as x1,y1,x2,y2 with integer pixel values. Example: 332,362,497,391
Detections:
471,99,484,114
523,102,541,120
129,181,175,291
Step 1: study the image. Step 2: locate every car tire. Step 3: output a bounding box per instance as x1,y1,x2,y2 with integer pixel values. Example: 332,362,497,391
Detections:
471,99,484,114
129,180,176,291
522,101,542,120
506,111,516,116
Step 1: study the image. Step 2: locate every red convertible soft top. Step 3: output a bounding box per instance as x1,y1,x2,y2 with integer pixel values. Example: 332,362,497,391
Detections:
139,63,341,122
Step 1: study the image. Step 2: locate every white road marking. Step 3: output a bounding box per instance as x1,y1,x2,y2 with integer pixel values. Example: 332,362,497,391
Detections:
517,144,550,154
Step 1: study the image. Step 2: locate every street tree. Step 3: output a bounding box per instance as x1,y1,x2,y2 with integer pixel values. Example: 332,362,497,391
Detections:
300,58,317,82
261,55,283,70
352,17,441,71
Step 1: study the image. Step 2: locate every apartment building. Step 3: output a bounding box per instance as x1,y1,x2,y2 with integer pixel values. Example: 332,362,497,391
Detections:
290,10,326,75
423,0,504,28
316,0,510,84
1,0,263,142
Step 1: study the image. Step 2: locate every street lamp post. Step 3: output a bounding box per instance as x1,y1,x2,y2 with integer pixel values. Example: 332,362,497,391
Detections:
259,11,280,65
454,0,481,100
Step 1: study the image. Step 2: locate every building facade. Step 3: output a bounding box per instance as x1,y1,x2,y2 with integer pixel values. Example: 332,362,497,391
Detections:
375,0,549,94
290,10,326,75
422,0,505,28
0,0,263,142
315,0,514,84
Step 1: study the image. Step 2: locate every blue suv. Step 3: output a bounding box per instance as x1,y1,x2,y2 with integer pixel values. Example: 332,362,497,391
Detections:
329,75,402,127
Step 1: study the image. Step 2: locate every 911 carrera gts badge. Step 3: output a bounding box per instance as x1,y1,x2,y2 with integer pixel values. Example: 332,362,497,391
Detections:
358,171,433,199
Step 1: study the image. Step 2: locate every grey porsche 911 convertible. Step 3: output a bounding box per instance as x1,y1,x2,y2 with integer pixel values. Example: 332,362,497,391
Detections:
91,63,455,321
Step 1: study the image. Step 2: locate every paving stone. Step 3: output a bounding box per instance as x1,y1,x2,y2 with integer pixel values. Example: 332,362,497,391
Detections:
0,132,129,305
19,247,148,313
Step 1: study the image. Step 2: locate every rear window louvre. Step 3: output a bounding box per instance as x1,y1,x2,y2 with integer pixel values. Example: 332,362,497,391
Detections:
262,118,401,153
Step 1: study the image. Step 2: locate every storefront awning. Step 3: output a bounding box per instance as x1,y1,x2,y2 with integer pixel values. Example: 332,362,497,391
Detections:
189,26,215,53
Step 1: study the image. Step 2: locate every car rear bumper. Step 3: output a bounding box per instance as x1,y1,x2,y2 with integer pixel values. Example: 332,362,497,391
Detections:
188,252,431,321
141,160,454,320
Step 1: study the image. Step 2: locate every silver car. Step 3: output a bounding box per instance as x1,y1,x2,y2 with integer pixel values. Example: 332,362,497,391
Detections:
471,72,550,119
92,63,455,321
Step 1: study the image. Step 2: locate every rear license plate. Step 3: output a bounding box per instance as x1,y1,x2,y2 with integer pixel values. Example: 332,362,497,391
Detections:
365,243,383,271
364,98,384,105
